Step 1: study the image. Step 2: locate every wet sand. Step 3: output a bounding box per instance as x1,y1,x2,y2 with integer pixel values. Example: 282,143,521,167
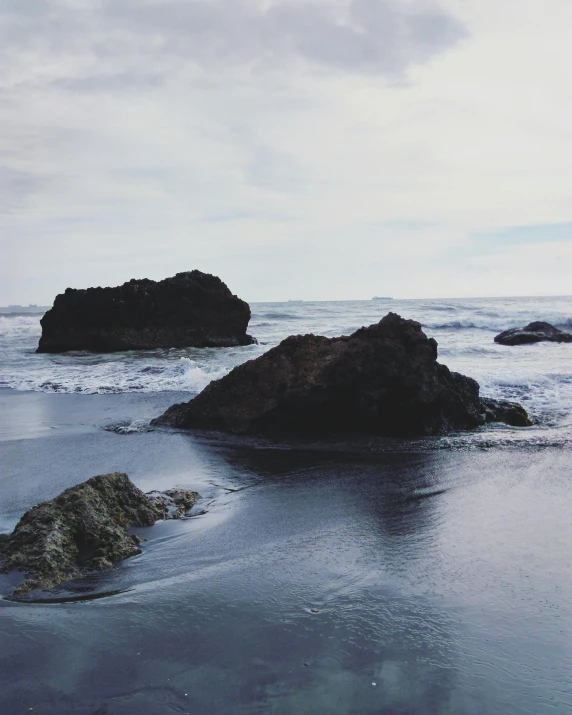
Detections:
1,389,571,714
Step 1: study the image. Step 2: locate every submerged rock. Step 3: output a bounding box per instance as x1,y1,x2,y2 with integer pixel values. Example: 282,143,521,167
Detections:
0,473,199,595
480,397,532,427
146,489,199,519
37,270,255,353
494,321,572,346
152,312,531,436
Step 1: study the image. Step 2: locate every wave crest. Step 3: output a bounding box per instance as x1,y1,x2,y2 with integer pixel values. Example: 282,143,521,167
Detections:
0,357,228,395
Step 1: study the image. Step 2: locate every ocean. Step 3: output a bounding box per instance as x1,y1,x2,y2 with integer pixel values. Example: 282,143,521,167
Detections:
1,296,571,714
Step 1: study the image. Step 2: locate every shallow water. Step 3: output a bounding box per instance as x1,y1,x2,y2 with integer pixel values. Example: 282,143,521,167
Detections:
1,389,571,714
2,297,572,436
1,297,572,713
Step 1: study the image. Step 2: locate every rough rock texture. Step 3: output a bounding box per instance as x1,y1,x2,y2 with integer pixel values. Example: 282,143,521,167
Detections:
0,473,199,595
494,321,572,346
480,397,532,427
37,270,255,353
152,312,532,436
146,489,199,519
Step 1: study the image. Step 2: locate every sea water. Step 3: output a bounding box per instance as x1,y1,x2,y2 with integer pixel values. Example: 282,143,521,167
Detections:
0,297,571,714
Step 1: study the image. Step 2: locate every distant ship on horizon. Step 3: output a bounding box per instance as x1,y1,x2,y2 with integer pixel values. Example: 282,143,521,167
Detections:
0,304,51,314
372,296,393,301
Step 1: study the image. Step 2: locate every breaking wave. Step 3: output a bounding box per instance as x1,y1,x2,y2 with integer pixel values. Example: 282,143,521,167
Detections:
0,357,229,395
1,298,571,437
424,316,572,332
0,314,42,343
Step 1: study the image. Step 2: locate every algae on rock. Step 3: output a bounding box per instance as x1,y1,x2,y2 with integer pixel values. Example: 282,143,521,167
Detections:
0,473,199,595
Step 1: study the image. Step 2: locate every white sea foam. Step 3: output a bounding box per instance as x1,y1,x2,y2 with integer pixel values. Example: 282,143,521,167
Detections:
0,356,229,395
423,315,572,332
0,314,235,394
1,299,571,439
480,374,572,425
0,314,42,342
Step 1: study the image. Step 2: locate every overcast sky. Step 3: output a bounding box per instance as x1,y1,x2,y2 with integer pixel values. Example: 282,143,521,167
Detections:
1,0,571,304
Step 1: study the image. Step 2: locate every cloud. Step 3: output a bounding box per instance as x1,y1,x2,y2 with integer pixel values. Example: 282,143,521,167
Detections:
1,0,571,304
0,0,466,90
52,72,165,93
0,166,48,214
473,223,572,250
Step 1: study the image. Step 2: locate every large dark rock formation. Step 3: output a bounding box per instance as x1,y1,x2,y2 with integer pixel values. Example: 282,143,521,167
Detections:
494,321,572,346
152,312,531,436
37,271,255,353
0,473,199,595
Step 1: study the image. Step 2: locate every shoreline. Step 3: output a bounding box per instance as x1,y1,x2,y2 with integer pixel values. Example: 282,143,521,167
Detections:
1,407,570,712
2,293,572,714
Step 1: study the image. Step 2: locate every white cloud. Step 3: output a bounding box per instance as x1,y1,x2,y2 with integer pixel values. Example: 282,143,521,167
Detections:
1,0,571,303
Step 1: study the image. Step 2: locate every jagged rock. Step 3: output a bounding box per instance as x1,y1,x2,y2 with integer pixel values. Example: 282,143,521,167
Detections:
146,489,199,519
152,312,531,436
481,397,533,427
494,321,572,346
0,473,199,595
37,270,255,353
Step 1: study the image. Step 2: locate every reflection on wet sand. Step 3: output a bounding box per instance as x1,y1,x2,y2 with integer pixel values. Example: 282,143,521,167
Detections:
1,413,571,714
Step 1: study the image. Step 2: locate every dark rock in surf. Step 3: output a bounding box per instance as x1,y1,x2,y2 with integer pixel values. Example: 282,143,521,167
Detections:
0,473,199,595
37,271,255,353
152,312,532,436
494,321,572,346
480,397,532,427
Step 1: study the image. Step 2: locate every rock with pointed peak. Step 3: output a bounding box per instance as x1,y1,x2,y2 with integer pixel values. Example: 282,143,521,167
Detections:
152,312,531,436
